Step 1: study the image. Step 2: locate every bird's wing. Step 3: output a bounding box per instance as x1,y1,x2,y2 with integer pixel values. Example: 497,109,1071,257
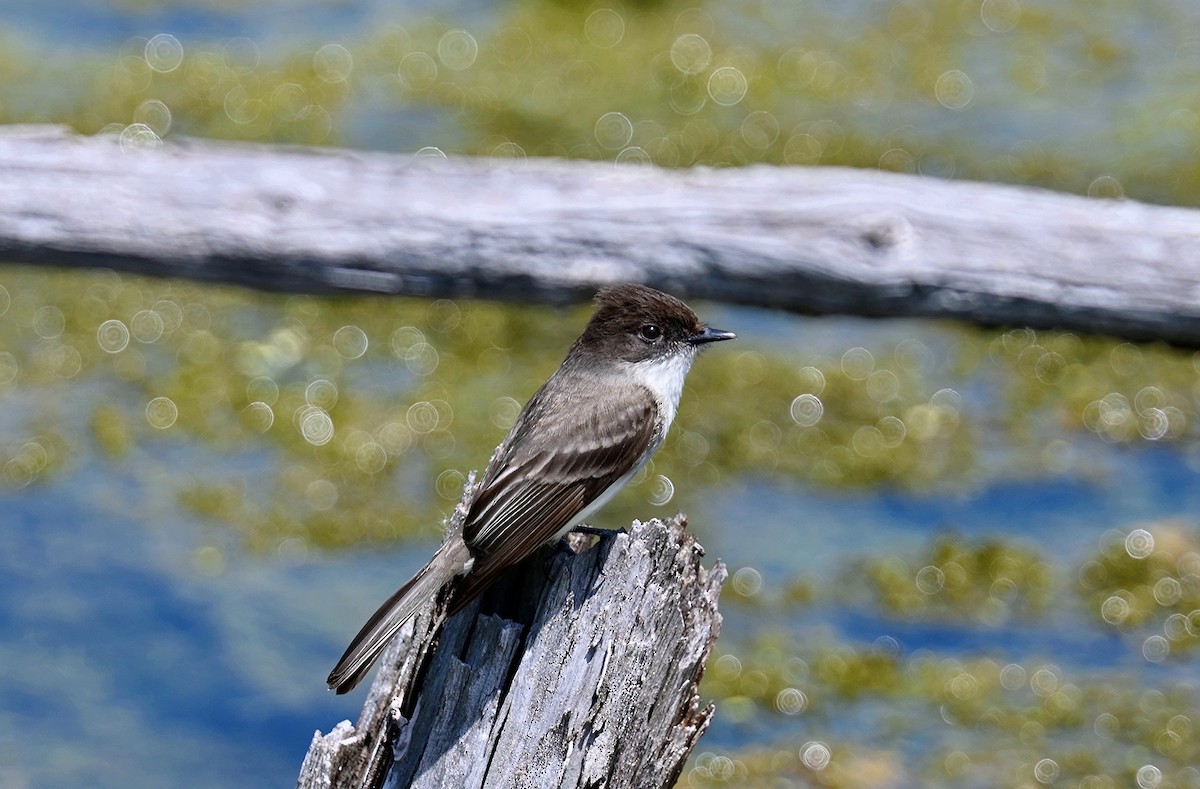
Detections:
460,381,659,568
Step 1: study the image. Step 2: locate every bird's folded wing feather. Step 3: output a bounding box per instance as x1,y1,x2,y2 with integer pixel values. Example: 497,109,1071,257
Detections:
459,381,658,577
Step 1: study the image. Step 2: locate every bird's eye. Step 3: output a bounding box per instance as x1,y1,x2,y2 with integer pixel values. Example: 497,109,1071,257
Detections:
639,324,662,342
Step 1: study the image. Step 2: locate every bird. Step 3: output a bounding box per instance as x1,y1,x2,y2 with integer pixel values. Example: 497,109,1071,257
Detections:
327,283,735,693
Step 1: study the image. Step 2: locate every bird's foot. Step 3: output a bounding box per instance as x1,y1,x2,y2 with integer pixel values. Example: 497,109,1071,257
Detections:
570,524,625,540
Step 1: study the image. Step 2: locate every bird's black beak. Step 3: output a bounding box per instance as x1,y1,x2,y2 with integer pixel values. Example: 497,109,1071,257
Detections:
689,326,737,345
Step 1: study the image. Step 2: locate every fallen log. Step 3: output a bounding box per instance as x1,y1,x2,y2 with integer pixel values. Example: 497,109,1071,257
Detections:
3,125,1200,344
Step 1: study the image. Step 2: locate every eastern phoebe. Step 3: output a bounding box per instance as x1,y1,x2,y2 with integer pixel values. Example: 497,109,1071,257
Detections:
327,284,735,693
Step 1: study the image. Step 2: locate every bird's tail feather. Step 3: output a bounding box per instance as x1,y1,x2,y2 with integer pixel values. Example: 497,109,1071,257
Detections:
326,538,472,694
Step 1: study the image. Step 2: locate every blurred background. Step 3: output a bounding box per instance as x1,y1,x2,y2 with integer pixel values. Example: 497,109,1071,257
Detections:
2,1,1200,787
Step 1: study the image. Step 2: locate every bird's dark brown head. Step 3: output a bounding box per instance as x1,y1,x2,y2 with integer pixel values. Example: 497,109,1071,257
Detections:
571,283,735,365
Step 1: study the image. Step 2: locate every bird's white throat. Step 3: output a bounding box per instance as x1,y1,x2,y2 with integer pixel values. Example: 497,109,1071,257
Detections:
624,347,696,430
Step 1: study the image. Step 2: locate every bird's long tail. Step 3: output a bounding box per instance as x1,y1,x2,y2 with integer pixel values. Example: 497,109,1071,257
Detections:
326,538,473,694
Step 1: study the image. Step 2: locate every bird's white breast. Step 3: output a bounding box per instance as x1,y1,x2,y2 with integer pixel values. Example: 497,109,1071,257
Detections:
560,349,695,538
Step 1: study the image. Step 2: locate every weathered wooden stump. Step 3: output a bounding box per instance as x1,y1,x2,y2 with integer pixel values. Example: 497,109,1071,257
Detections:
299,514,725,789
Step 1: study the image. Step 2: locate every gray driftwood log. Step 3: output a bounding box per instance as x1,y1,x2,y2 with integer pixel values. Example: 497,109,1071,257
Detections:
3,124,1200,344
298,513,725,789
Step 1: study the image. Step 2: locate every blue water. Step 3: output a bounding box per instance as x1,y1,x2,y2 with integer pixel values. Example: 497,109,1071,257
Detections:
0,0,487,49
703,445,1200,651
0,443,453,784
